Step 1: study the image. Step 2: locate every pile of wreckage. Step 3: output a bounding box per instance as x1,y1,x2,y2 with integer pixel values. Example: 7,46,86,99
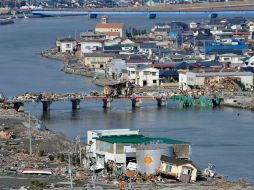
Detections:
13,91,102,101
191,77,243,95
85,129,201,186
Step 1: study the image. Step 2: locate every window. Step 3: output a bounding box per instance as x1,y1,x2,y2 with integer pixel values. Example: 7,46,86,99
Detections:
131,71,135,74
151,72,157,76
224,57,230,61
65,44,71,48
166,164,173,172
153,80,157,84
143,71,150,75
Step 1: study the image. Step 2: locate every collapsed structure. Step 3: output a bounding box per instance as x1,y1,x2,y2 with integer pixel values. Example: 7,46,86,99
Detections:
86,129,198,182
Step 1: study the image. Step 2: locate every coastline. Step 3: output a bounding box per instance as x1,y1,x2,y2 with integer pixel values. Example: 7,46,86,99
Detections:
40,48,254,110
1,109,254,188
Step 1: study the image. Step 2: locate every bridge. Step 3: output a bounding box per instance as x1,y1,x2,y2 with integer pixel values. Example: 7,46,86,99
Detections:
1,92,220,112
30,1,254,19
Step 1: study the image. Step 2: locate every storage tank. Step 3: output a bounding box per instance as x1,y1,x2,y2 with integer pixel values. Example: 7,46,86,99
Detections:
136,144,173,175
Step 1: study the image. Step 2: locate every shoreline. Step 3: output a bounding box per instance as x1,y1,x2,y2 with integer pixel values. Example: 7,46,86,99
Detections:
40,48,254,110
1,110,254,189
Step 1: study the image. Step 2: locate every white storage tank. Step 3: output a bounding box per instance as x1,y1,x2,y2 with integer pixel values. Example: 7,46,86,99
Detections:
136,144,174,175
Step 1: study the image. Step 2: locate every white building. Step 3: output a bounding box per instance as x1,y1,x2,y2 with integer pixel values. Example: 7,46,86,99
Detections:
127,66,160,87
87,129,140,158
56,38,76,53
179,71,253,90
80,41,102,54
95,16,125,39
218,53,244,67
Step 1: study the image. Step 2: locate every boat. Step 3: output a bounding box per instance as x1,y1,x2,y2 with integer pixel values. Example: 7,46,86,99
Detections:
0,18,14,25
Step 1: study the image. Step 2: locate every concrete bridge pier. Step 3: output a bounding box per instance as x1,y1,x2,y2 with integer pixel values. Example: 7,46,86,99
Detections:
130,97,141,108
41,100,52,112
156,95,167,107
102,97,112,109
148,13,156,19
13,102,24,112
89,14,97,19
71,99,81,110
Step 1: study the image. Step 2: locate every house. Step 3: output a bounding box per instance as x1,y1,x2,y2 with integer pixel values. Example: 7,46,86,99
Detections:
103,45,122,54
204,40,248,54
106,59,128,81
179,71,254,90
208,17,246,35
83,53,114,69
150,28,169,41
80,41,102,54
104,38,122,46
138,42,157,56
95,16,125,39
79,31,106,41
158,155,199,183
56,37,76,53
121,38,136,45
126,55,153,66
127,66,160,87
218,53,245,67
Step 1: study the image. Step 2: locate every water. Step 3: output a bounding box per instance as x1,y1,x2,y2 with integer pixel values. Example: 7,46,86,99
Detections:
0,14,254,182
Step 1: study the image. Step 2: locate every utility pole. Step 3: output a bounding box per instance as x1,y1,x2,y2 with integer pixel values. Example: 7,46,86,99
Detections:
68,152,73,189
29,112,32,156
79,141,82,168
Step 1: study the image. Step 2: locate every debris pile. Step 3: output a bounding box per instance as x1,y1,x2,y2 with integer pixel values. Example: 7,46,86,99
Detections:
192,77,242,94
13,91,103,102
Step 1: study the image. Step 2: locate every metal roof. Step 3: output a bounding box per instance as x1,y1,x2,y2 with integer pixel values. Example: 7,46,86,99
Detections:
96,134,189,145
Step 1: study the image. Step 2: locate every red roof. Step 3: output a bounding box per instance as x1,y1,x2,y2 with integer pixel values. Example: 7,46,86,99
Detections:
96,23,124,29
103,31,120,36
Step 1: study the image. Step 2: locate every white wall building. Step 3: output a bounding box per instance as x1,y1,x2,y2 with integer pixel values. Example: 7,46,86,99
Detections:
57,38,76,53
87,129,140,158
218,53,244,67
80,41,102,54
127,66,160,87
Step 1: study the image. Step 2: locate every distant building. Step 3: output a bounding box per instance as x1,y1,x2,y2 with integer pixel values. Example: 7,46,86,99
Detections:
56,37,76,53
138,42,157,57
80,31,106,41
83,53,114,69
127,66,160,87
95,16,125,39
80,41,102,54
